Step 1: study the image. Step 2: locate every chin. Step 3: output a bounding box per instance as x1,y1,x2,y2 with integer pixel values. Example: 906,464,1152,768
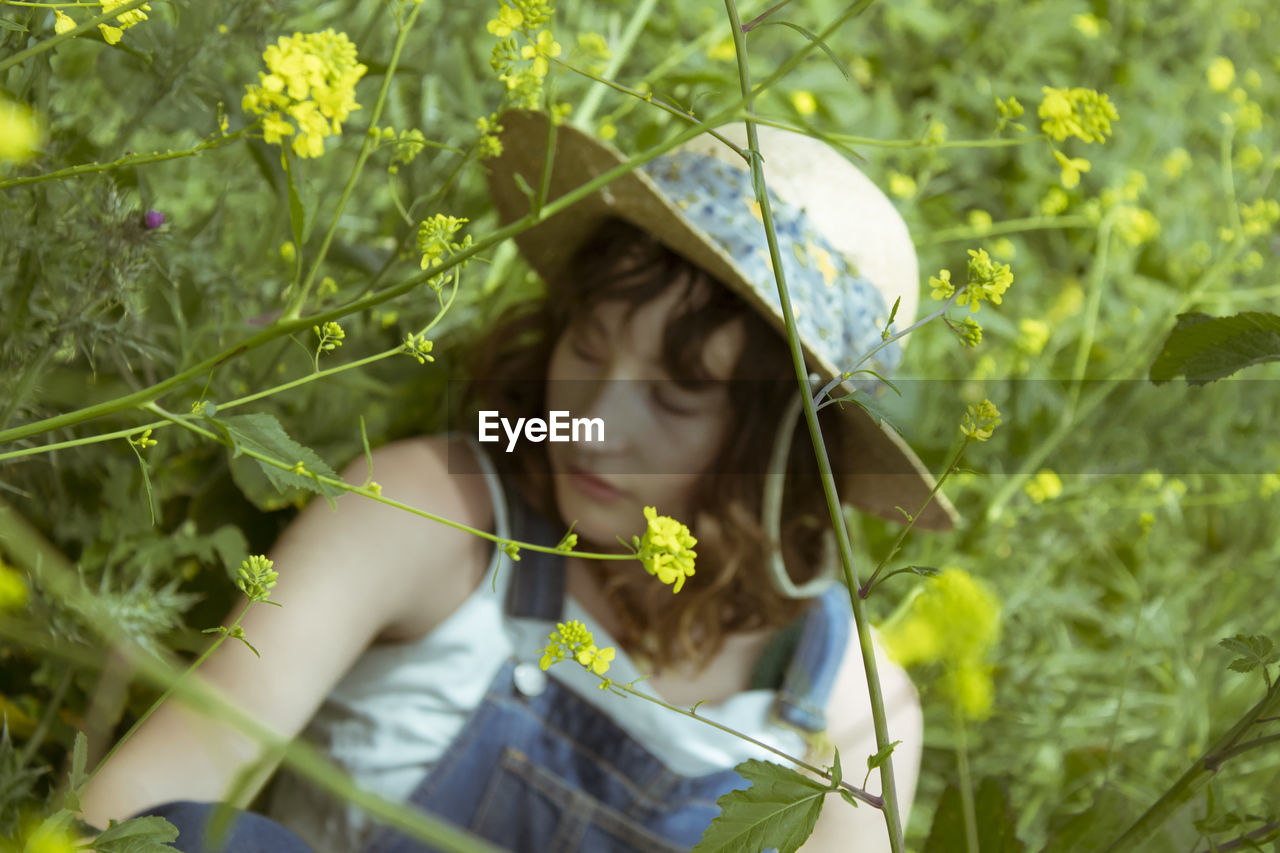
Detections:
551,481,634,552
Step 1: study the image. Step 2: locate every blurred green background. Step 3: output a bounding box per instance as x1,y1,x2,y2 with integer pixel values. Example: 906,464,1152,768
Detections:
2,0,1278,849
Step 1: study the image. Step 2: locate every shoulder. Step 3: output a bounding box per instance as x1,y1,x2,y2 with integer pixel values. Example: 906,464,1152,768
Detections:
359,434,503,641
796,624,923,852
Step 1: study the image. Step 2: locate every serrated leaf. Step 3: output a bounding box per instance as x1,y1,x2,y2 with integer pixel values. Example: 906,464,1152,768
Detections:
925,777,1025,853
692,759,830,853
1148,311,1280,386
208,413,344,505
93,814,181,853
1219,633,1278,674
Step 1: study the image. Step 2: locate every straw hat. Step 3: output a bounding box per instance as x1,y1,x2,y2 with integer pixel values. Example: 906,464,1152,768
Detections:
483,109,958,559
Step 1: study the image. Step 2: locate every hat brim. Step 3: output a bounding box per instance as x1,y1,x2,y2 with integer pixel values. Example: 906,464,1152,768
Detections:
483,109,957,532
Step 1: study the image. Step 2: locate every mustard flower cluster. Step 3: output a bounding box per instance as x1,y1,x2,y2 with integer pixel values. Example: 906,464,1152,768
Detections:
242,30,368,159
128,428,158,450
539,619,616,678
960,399,1002,442
402,332,435,364
314,320,346,353
1038,86,1119,144
236,555,278,604
487,0,562,111
957,249,1013,312
374,127,426,174
1024,469,1063,503
878,569,1002,720
416,214,473,291
994,94,1025,134
631,506,697,594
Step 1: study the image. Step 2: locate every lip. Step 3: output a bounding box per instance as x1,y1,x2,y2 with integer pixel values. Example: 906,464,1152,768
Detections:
566,464,625,501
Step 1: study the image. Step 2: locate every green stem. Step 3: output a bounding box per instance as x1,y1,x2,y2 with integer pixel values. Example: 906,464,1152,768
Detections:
954,711,980,853
738,113,1044,150
596,675,883,808
570,0,659,130
0,0,157,73
1102,681,1280,852
919,214,1093,246
1067,213,1115,416
0,129,249,191
723,2,906,850
860,440,969,598
280,0,424,321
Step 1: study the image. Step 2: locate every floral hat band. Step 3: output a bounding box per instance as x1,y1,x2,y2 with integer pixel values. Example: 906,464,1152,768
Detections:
638,150,901,390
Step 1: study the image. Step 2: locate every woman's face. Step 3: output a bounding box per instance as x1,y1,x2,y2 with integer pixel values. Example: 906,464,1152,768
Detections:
545,280,745,551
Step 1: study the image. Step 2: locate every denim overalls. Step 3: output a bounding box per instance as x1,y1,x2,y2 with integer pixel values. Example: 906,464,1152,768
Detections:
124,463,852,853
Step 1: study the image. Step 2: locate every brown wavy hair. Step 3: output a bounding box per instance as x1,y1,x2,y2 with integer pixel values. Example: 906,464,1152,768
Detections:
458,216,855,675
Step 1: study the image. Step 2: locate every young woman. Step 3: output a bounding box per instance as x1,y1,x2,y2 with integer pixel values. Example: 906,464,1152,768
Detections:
78,109,954,853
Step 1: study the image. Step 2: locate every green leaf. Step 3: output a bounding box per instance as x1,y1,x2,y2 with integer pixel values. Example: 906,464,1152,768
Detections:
1218,633,1278,674
0,16,28,33
866,740,901,773
132,448,159,527
925,777,1025,853
828,746,843,787
93,814,181,853
1148,311,1280,385
1038,782,1132,853
64,730,89,812
283,152,310,247
692,759,830,853
208,413,344,506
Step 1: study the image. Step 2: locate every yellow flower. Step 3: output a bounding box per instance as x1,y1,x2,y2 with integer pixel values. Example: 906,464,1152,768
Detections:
0,558,29,611
929,268,955,301
943,660,995,720
1053,149,1091,189
1016,318,1050,355
878,569,1001,670
1114,206,1160,246
539,620,616,676
1207,56,1235,92
243,30,367,158
1038,86,1118,144
1023,469,1063,503
956,248,1013,313
521,29,562,77
1071,13,1102,38
0,95,41,163
54,9,77,35
790,90,818,117
960,398,1002,441
486,4,524,37
634,506,697,593
888,171,916,199
1162,147,1191,180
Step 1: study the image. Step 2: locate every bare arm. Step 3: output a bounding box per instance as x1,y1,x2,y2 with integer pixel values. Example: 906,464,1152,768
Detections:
78,434,495,830
799,628,925,853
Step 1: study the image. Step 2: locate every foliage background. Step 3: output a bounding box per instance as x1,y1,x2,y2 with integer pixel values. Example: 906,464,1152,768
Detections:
1,0,1278,849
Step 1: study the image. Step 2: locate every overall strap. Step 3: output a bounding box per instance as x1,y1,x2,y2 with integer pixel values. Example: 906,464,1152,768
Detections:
769,584,853,733
494,467,567,623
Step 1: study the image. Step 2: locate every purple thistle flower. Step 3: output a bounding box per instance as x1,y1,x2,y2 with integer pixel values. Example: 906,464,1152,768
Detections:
144,210,165,229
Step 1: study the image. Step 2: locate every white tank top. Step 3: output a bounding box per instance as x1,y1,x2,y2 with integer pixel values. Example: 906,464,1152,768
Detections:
262,434,813,853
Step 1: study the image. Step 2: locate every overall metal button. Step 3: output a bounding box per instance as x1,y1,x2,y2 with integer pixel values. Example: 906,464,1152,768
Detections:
513,662,548,697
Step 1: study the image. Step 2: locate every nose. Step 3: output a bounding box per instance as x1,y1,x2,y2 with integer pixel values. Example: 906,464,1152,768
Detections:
565,368,651,471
